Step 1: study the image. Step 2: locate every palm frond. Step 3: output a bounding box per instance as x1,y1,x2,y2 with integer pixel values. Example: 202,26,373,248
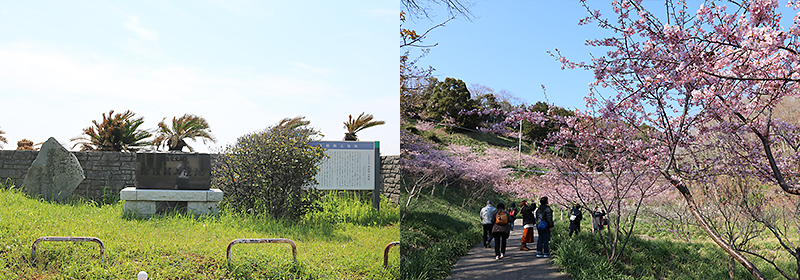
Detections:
71,110,152,151
275,116,311,131
154,114,216,152
343,112,385,140
0,126,7,147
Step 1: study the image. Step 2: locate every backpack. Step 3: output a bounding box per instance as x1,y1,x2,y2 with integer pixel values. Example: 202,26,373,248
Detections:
495,210,509,225
537,219,548,230
509,208,516,217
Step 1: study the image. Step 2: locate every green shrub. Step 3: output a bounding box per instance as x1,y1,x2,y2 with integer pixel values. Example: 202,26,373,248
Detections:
214,125,327,220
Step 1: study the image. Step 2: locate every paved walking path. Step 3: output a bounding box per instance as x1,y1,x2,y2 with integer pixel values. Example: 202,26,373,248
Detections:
446,219,570,280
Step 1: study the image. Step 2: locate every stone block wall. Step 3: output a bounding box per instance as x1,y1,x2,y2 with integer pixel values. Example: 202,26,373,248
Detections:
72,152,137,199
1,150,401,203
380,155,401,204
0,150,136,200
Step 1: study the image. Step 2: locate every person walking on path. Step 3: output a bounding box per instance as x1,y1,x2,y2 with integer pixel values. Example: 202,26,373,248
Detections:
446,208,571,280
568,204,583,237
480,200,497,248
536,196,554,258
519,200,537,251
508,202,518,231
592,206,606,234
491,202,512,259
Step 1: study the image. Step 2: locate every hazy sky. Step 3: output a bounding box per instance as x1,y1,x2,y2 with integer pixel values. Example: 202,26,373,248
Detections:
0,1,398,154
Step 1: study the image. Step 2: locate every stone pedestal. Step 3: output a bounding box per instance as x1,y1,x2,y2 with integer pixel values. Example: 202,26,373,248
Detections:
121,187,222,217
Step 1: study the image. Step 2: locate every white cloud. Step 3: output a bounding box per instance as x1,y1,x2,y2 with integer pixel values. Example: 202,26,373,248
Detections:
124,16,158,41
0,45,399,155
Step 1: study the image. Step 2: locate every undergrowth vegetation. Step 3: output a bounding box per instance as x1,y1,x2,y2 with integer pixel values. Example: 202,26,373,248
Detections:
0,182,399,279
550,222,797,280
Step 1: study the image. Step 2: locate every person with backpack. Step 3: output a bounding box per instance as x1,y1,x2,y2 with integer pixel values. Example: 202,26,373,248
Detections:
568,204,583,237
519,200,537,251
480,200,497,248
491,202,512,259
536,196,554,258
508,202,518,231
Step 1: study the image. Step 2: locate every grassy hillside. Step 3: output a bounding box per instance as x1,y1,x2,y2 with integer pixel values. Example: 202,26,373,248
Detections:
403,124,799,280
400,122,525,279
0,183,399,279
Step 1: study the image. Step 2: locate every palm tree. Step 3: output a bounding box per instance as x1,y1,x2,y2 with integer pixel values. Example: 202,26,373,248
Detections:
16,139,36,150
153,114,216,152
343,112,385,141
0,126,7,149
71,110,152,151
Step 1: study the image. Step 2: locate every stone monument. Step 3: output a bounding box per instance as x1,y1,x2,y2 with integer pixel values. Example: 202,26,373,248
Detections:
135,152,211,190
22,137,85,202
122,152,220,217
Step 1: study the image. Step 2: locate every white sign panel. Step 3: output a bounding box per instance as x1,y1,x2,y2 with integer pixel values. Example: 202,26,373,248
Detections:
310,141,377,190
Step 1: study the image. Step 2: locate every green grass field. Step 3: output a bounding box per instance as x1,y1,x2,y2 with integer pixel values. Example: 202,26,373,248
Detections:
0,185,400,279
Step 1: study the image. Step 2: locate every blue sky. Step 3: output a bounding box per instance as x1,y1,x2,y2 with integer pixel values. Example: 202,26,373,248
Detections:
403,0,613,111
0,1,398,154
403,0,800,112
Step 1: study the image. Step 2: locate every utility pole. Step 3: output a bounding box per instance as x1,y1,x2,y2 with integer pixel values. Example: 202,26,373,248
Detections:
518,120,522,171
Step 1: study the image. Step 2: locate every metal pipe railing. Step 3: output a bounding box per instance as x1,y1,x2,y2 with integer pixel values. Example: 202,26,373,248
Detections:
384,241,400,268
31,236,105,261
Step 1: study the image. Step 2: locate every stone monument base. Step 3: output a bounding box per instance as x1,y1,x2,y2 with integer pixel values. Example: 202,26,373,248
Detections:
121,187,223,217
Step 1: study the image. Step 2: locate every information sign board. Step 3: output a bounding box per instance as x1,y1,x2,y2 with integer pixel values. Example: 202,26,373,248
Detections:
309,141,379,190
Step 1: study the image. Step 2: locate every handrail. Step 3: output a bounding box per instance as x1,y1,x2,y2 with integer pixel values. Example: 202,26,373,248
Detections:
226,238,297,266
31,236,105,261
384,241,400,268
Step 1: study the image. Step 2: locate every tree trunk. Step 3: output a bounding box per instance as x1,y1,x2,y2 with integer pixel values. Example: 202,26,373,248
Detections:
660,170,766,280
728,256,735,279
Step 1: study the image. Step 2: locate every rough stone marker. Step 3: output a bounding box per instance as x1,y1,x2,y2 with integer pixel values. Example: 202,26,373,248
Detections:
22,137,85,202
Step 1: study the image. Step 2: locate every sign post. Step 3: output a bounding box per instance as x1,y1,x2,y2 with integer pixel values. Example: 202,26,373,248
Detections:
310,141,381,209
373,141,381,210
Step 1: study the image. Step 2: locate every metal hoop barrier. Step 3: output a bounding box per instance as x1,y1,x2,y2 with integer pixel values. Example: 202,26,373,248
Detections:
384,241,400,268
226,238,297,266
31,236,105,261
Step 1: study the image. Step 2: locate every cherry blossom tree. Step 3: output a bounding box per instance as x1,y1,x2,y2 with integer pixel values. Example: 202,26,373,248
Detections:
555,0,800,278
536,114,669,263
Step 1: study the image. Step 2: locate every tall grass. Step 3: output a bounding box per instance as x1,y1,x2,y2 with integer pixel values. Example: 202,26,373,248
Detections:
307,191,400,227
550,220,795,280
0,181,399,279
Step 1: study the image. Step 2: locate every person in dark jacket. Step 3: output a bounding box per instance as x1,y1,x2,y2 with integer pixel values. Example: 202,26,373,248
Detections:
519,200,537,250
568,204,583,237
491,203,512,259
536,196,554,258
592,206,606,234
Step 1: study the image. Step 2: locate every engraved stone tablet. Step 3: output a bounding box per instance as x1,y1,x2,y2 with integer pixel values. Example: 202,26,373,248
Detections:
135,152,211,190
